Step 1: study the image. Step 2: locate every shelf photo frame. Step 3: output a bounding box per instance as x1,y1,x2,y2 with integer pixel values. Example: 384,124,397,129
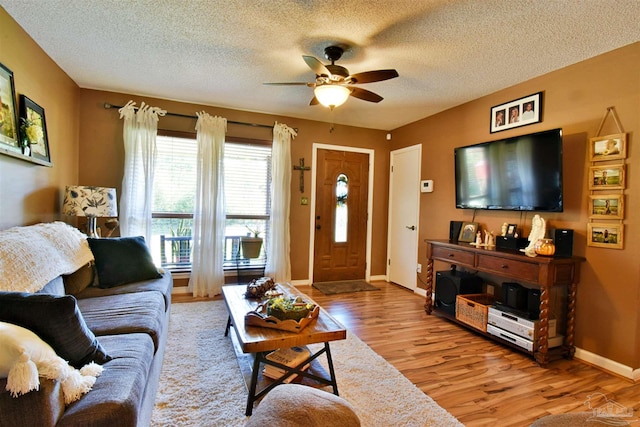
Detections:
589,133,627,162
589,195,624,220
458,222,479,243
19,95,51,164
0,62,20,154
588,223,623,249
589,165,625,190
490,92,542,133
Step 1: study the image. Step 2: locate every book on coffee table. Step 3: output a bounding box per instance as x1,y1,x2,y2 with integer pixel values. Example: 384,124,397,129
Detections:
262,346,310,382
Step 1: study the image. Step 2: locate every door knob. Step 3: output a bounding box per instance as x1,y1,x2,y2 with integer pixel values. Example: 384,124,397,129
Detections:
406,225,416,230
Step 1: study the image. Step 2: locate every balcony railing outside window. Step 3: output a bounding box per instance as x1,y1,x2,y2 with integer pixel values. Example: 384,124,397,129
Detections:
150,216,268,271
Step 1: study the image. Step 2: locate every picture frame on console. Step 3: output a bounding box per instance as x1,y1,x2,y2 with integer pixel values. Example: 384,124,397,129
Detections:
588,223,623,249
506,224,517,237
490,92,542,133
458,222,479,243
0,62,20,154
589,133,627,162
589,195,624,220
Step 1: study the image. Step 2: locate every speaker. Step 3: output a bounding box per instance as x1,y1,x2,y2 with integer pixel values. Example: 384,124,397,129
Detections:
495,236,528,251
449,221,463,243
527,288,541,319
434,270,483,316
549,228,573,257
502,282,527,310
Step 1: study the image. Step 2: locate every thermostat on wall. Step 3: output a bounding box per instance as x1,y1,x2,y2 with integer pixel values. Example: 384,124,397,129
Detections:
421,180,434,193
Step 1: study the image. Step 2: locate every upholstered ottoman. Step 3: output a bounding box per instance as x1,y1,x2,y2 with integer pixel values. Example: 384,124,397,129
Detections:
245,384,361,427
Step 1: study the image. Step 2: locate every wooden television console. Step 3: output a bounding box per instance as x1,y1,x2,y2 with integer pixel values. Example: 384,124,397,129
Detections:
424,239,584,366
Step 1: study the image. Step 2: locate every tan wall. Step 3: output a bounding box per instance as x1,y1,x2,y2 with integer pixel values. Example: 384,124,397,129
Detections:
0,8,80,229
78,89,389,280
391,42,640,368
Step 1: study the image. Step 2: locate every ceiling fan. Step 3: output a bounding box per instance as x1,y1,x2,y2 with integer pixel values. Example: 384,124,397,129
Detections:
264,45,399,109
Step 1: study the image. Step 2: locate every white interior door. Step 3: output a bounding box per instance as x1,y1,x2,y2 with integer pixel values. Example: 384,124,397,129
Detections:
387,144,421,290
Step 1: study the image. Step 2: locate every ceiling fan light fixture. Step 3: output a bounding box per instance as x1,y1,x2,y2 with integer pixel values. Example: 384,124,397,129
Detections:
314,85,350,109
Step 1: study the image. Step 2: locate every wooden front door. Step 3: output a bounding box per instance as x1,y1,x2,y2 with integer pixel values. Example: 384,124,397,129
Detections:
313,149,369,283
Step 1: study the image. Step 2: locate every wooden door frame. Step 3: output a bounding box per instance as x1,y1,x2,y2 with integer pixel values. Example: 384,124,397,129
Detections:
308,143,374,284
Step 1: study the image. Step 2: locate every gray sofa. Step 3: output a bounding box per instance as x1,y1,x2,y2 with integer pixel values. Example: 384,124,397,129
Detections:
0,235,173,427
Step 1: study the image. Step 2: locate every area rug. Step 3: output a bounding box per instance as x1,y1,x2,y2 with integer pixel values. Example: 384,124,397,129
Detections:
151,300,462,427
312,280,380,295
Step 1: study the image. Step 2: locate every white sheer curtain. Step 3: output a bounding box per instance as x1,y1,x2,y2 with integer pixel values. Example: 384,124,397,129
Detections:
189,112,227,297
265,122,297,282
118,101,166,242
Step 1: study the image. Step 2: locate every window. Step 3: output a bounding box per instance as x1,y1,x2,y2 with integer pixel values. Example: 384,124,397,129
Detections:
151,132,271,271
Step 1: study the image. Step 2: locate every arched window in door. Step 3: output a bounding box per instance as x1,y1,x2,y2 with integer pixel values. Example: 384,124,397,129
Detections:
335,173,348,243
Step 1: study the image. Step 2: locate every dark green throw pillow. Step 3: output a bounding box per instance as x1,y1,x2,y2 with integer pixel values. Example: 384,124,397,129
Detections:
87,236,161,289
0,292,112,368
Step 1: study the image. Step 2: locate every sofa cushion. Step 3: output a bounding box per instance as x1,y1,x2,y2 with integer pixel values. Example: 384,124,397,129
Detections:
74,271,172,310
0,292,111,368
58,333,155,427
0,377,65,427
87,236,161,289
78,291,166,352
62,262,96,295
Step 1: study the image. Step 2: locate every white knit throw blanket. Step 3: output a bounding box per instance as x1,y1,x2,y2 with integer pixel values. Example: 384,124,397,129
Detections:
0,222,94,293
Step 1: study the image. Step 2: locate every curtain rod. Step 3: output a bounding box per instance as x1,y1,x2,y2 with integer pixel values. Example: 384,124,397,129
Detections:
103,102,275,130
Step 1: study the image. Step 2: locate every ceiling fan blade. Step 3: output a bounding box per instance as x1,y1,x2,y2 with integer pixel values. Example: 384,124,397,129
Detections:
349,69,399,84
350,87,384,103
309,96,319,106
303,55,331,76
263,82,314,86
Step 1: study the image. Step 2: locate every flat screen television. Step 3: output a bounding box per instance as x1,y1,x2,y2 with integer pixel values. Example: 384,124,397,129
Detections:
454,128,563,212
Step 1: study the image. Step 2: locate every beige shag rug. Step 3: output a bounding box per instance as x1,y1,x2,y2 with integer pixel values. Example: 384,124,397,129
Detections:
151,300,463,427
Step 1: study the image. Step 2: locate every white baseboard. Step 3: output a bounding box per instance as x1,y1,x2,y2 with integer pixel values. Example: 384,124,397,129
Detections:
574,347,639,381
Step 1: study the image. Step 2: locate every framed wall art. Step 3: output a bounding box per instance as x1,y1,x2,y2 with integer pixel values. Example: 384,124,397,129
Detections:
490,92,542,133
19,95,51,164
588,223,623,249
589,165,625,190
0,62,20,153
589,195,624,220
458,222,479,243
589,133,627,162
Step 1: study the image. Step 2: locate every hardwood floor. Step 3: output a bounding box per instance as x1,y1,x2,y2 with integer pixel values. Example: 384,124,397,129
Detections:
175,282,640,426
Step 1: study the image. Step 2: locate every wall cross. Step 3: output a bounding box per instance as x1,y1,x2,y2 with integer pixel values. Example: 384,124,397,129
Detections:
293,157,311,193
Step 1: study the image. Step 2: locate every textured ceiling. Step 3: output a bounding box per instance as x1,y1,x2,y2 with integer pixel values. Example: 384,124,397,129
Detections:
2,0,639,130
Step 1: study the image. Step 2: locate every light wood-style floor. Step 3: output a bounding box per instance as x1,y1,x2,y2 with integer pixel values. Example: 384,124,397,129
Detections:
175,281,640,426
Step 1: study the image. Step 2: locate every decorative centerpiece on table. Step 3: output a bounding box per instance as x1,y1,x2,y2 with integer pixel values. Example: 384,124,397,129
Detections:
244,281,319,333
266,296,315,322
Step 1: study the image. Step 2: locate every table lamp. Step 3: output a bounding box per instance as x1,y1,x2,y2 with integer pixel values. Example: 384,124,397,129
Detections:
63,185,118,237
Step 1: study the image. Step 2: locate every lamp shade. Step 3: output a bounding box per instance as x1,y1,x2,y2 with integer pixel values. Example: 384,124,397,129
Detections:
63,186,118,218
314,84,351,109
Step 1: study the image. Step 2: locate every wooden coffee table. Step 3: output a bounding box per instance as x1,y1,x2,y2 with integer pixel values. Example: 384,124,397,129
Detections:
222,283,347,415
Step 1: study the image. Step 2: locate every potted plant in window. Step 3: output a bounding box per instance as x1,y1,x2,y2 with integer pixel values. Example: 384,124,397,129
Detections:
241,226,263,259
